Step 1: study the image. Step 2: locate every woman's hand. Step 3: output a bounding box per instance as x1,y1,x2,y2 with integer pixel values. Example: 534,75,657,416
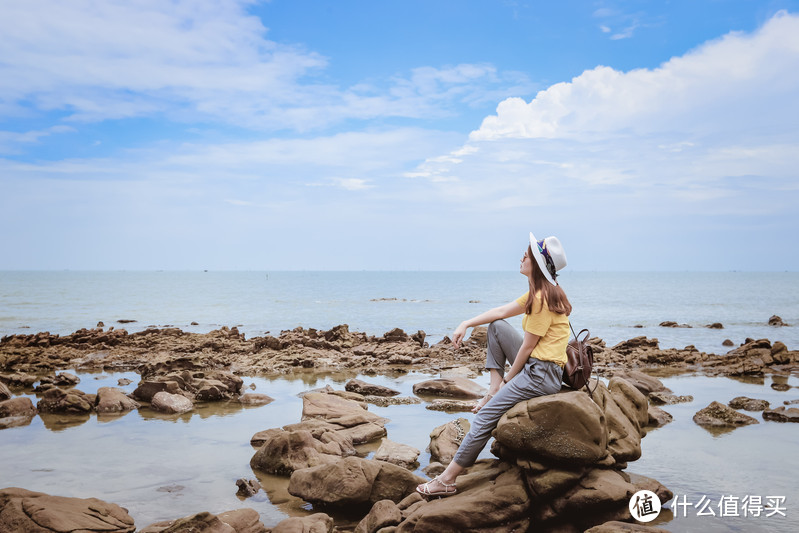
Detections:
451,322,468,348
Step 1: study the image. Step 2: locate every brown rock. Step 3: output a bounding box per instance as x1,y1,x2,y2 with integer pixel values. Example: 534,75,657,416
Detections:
373,438,421,469
0,487,135,533
345,378,400,397
151,391,193,414
648,391,693,405
647,405,673,428
763,406,799,422
728,396,769,411
545,468,637,518
238,393,273,406
768,315,788,326
216,509,267,533
37,387,94,414
425,399,478,412
300,392,387,444
0,396,37,418
611,370,667,395
412,377,486,399
132,380,181,402
494,391,608,466
249,428,355,475
593,382,642,463
586,520,670,532
0,382,12,401
271,513,333,533
693,401,759,428
355,500,402,533
722,339,734,347
95,387,141,413
428,418,469,465
287,456,424,508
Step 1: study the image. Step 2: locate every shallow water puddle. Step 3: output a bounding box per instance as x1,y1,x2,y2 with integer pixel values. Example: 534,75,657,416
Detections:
1,369,798,531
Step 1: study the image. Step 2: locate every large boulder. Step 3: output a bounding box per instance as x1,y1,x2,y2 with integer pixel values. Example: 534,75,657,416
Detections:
287,456,423,508
300,392,387,444
140,509,266,533
763,406,799,422
271,513,333,533
354,500,402,533
373,438,420,469
0,397,37,429
428,418,469,465
592,382,643,463
493,391,608,466
0,487,135,533
132,380,182,402
0,382,11,401
412,378,486,399
250,427,355,475
610,370,667,395
397,461,532,533
95,387,140,413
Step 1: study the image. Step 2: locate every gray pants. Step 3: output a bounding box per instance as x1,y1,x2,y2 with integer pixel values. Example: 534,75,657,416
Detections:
452,319,563,468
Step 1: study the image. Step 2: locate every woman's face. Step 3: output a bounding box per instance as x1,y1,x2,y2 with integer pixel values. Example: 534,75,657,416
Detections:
520,248,533,277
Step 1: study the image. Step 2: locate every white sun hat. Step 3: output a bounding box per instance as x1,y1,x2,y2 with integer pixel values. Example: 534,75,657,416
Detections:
529,232,567,286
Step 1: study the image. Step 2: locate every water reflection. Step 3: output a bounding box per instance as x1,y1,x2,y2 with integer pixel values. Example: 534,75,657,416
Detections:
38,412,91,431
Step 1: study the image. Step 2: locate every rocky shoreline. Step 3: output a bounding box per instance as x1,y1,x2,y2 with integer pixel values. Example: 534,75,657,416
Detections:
1,324,798,532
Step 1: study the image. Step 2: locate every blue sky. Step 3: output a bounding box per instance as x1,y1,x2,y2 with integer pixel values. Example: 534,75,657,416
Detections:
1,0,798,271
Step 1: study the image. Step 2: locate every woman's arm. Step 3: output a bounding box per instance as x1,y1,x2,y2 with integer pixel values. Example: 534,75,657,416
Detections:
503,330,540,383
451,300,524,348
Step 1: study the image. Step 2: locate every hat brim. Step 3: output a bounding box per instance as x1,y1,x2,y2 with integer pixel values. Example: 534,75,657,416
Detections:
530,232,557,286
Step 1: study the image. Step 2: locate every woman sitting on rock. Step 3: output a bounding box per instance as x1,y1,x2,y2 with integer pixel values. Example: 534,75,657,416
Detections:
417,232,571,497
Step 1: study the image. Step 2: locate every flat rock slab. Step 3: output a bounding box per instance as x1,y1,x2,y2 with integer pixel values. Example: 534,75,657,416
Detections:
345,378,400,397
693,401,759,428
412,377,486,399
763,406,799,422
0,487,135,533
728,396,770,411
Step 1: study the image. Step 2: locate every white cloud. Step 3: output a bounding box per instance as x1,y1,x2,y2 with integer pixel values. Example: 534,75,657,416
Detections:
0,1,535,130
0,125,75,154
406,11,799,224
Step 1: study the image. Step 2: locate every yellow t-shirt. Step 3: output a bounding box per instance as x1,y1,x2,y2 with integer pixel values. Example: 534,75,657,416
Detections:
515,291,570,367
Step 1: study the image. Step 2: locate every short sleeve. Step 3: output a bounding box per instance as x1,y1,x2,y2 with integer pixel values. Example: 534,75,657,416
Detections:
515,292,528,309
521,292,552,335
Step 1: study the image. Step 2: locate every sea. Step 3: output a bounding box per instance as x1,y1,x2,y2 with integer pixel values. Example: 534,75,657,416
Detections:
1,271,798,532
1,270,798,352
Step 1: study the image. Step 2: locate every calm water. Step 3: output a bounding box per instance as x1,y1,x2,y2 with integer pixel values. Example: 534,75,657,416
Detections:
1,370,797,532
1,271,798,531
1,271,798,352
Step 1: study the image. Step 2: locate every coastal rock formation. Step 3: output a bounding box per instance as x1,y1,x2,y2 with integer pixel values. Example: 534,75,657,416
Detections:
271,513,333,533
728,396,770,411
0,487,135,533
0,382,10,401
287,456,424,509
768,315,788,326
412,377,486,399
250,426,356,475
345,378,400,397
238,393,273,406
428,418,469,465
139,508,267,533
300,392,387,444
36,387,95,414
693,401,759,429
0,397,37,429
373,438,421,469
763,406,799,422
151,391,193,414
95,387,140,413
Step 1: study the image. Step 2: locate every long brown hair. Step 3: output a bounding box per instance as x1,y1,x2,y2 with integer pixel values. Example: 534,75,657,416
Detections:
525,245,572,316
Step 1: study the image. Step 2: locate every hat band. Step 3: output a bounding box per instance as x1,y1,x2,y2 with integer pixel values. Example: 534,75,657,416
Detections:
537,240,558,280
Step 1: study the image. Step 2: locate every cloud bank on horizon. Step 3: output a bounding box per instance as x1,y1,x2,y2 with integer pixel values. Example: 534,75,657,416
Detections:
1,1,798,271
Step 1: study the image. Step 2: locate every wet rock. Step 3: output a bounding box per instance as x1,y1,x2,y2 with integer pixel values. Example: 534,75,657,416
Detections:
659,321,691,328
97,321,105,328
374,438,420,469
151,391,193,414
647,405,673,428
117,378,133,386
345,378,400,397
383,327,409,342
440,366,478,379
785,399,799,405
300,392,387,444
37,387,94,414
494,391,608,466
540,468,637,522
53,371,80,386
593,382,643,463
586,520,671,532
235,478,262,497
610,336,660,355
611,370,667,395
722,339,735,347
648,391,693,405
250,426,355,475
426,398,478,412
428,418,469,465
287,456,424,508
412,377,486,399
95,387,141,413
271,513,333,533
354,499,402,533
0,372,38,388
0,487,135,532
132,380,182,402
361,395,421,407
0,381,10,400
422,462,445,477
768,315,788,326
693,401,759,429
763,406,799,422
0,396,37,419
706,322,724,329
728,396,770,411
117,319,137,323
238,393,273,406
771,382,791,392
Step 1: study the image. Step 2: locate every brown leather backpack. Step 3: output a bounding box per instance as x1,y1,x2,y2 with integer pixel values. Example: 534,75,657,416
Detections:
563,325,596,396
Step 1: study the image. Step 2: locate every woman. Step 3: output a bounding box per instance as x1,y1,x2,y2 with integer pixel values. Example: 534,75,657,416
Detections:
416,232,571,497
